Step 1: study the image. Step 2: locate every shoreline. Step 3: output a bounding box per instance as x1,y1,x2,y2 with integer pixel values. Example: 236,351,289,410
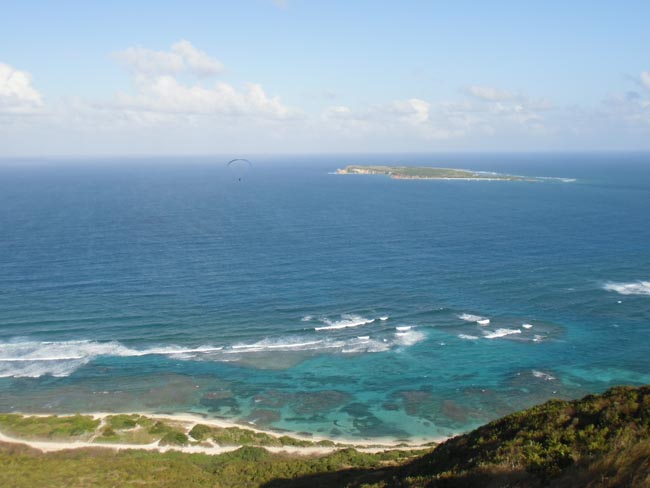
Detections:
335,165,537,182
0,411,447,456
336,170,521,181
334,165,575,182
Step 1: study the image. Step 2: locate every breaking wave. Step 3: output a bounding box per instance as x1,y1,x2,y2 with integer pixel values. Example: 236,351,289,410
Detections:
483,328,522,339
458,313,489,324
0,326,427,378
603,281,650,296
458,334,479,340
228,339,327,353
394,329,426,346
314,314,376,331
0,340,227,378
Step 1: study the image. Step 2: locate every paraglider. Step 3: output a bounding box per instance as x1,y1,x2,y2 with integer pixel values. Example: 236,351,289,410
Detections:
227,159,253,182
227,158,253,168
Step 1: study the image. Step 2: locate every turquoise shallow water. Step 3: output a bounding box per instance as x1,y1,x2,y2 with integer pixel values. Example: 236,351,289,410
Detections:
0,153,649,440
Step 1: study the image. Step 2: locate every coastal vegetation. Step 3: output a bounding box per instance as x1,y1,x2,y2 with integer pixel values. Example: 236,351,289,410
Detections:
0,414,99,440
380,384,650,487
0,443,422,488
0,413,344,448
1,385,650,486
188,423,337,447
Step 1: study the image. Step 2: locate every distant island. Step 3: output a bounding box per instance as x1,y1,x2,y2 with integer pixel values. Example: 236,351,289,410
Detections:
337,165,540,181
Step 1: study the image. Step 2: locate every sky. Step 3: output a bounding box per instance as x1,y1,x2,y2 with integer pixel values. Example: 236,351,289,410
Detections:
1,0,650,156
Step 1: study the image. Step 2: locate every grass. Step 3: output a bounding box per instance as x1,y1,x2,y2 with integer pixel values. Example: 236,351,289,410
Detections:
188,424,336,448
0,414,99,440
0,443,421,488
0,412,342,448
263,385,650,487
2,386,650,486
404,385,650,481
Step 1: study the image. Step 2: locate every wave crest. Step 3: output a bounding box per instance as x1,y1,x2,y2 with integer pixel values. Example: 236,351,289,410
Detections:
314,314,375,331
604,281,650,296
0,326,428,378
0,340,227,378
458,313,489,324
483,328,522,339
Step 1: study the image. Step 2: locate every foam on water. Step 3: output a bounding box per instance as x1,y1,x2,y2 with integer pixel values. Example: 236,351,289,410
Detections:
314,314,375,331
393,329,426,346
458,313,489,323
603,281,650,296
532,370,556,381
522,323,534,329
0,340,229,377
483,328,522,339
535,176,578,183
228,339,329,353
0,326,429,377
341,337,391,353
458,334,479,340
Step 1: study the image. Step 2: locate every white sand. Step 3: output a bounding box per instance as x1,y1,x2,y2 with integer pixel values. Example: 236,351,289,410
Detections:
0,411,443,456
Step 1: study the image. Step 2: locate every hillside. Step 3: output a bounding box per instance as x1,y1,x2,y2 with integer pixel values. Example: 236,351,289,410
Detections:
1,386,650,487
401,384,650,486
268,385,650,487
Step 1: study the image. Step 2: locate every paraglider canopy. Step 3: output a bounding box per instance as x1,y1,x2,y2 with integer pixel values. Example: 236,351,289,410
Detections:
227,158,253,168
226,159,253,182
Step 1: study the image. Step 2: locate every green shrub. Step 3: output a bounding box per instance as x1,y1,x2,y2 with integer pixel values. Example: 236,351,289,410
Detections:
106,414,140,430
188,424,212,441
160,431,189,446
0,414,99,439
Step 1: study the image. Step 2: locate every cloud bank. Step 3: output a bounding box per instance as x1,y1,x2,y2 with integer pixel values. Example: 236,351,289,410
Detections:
2,43,650,155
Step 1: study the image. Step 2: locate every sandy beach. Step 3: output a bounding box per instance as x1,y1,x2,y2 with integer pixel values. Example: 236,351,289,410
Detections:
0,411,443,456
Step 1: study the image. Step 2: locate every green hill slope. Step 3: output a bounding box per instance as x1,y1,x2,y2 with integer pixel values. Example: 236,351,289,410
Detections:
395,385,650,487
268,385,650,487
1,386,649,487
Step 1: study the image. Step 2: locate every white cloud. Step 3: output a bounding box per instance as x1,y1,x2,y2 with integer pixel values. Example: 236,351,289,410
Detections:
114,76,297,120
0,63,43,114
7,48,650,154
322,105,353,119
391,98,430,124
450,84,553,135
320,98,464,141
463,85,519,102
641,71,650,89
108,41,297,122
112,40,223,78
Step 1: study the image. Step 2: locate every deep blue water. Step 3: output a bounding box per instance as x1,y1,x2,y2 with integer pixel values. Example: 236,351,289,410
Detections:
0,153,649,441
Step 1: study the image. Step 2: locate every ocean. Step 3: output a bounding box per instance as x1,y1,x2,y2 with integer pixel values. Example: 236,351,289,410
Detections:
0,153,649,441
